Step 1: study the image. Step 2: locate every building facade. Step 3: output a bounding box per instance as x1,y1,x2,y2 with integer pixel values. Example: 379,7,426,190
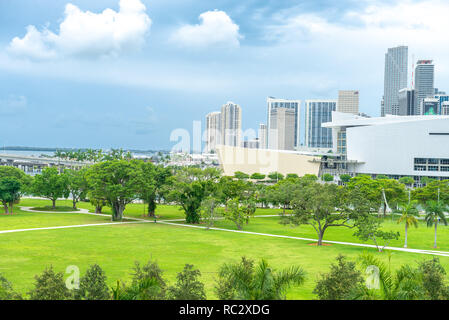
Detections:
221,102,242,147
268,107,296,151
415,60,435,115
383,46,408,116
398,88,415,116
305,100,337,149
205,111,221,153
421,98,439,115
266,97,301,150
258,123,267,149
337,90,359,114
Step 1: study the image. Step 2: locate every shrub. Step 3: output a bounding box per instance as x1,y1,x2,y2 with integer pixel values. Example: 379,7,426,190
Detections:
75,264,110,300
28,266,72,300
168,264,206,300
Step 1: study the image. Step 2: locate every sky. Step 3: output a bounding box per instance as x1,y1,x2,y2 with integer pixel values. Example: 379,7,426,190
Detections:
1,0,449,150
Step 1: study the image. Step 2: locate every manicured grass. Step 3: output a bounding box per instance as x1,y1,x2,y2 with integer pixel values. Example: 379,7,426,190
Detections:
2,198,449,299
30,206,80,212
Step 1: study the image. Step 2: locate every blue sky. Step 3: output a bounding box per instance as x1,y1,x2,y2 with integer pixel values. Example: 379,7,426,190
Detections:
1,0,449,150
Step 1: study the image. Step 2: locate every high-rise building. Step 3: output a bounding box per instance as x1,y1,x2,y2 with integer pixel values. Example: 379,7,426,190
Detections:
268,107,296,151
422,97,439,115
258,123,267,149
415,60,435,115
205,111,221,153
383,46,408,116
435,92,449,115
337,90,359,114
305,100,337,148
221,102,242,147
398,88,415,116
266,97,301,149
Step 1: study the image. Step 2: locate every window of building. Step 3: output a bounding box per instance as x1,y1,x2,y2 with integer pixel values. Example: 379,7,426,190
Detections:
428,158,439,164
414,158,427,164
428,166,439,171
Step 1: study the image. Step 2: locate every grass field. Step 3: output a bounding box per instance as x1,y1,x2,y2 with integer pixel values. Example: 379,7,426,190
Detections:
1,198,449,299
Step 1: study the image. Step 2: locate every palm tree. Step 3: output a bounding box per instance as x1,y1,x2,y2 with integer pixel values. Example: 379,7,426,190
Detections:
216,257,305,300
425,200,448,248
396,201,419,248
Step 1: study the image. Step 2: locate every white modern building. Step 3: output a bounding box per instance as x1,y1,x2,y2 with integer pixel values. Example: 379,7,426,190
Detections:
205,111,221,153
337,90,359,114
221,102,242,147
258,123,267,149
266,97,301,150
415,60,435,115
323,112,449,182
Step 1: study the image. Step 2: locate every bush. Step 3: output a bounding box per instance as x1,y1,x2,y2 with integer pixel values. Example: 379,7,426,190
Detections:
131,258,167,299
0,273,22,300
28,266,72,300
314,255,364,300
168,264,206,300
75,264,110,300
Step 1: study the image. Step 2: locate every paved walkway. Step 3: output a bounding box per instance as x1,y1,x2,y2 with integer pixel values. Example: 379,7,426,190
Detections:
3,207,449,257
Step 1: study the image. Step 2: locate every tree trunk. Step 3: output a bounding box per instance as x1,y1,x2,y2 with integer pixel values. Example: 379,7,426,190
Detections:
147,194,156,217
317,230,324,246
434,221,438,249
112,203,124,221
72,199,77,210
52,199,56,209
283,204,286,215
404,223,408,248
95,205,103,214
3,202,8,214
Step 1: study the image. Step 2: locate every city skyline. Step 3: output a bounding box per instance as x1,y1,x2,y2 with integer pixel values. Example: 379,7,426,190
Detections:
3,1,449,149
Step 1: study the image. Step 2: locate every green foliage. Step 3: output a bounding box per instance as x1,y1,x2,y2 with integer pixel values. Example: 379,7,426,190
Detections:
322,173,334,182
215,257,305,300
199,196,220,229
28,266,72,300
353,216,400,252
168,264,206,300
250,173,266,180
339,174,352,184
0,177,21,214
418,258,449,300
266,178,300,214
64,168,89,210
165,167,220,224
234,171,249,180
286,173,299,179
414,180,449,204
87,160,144,221
223,197,256,230
0,273,22,300
376,174,389,180
424,200,448,248
75,264,110,300
399,176,415,186
137,163,171,217
313,255,364,300
131,258,167,299
32,167,69,208
268,172,284,181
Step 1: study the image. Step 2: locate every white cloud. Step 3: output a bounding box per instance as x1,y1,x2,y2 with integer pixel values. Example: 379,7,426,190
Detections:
170,10,242,48
7,0,151,59
0,95,27,115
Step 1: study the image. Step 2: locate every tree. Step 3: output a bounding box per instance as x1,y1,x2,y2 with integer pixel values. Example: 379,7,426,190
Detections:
418,257,449,300
424,200,448,248
75,264,110,300
130,258,167,299
215,257,305,300
168,264,206,300
0,166,32,213
0,177,21,214
322,173,334,182
138,163,171,217
216,176,250,210
0,273,21,300
399,176,415,187
266,179,300,214
28,266,72,300
250,173,266,180
234,171,249,180
165,167,220,224
396,201,419,248
414,180,449,205
283,181,357,246
353,216,400,252
223,197,256,230
199,196,220,229
32,167,69,209
268,172,284,181
314,255,364,300
339,174,351,184
87,160,144,221
286,173,299,179
64,168,88,210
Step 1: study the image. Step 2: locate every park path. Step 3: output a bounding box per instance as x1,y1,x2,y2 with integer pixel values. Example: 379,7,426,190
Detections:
2,207,449,258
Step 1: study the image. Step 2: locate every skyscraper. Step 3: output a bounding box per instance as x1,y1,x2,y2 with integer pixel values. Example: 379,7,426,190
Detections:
383,46,408,116
205,111,221,153
258,123,267,149
337,90,359,114
221,101,242,147
398,88,415,116
305,100,337,149
268,107,296,151
415,60,435,115
266,97,301,150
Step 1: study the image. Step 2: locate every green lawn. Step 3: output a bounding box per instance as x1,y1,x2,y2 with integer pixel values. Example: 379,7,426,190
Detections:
1,198,449,299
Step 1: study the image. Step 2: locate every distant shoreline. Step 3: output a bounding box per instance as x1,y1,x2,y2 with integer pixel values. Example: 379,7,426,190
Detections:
0,146,168,154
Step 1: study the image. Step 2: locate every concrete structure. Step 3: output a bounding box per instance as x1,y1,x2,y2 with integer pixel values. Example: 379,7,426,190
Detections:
266,97,300,150
221,102,242,147
205,111,221,153
323,112,449,182
398,88,415,116
383,46,408,116
258,123,267,149
435,93,449,115
442,101,449,115
415,60,435,115
216,145,321,177
268,107,296,151
337,90,359,114
305,100,337,149
243,139,259,149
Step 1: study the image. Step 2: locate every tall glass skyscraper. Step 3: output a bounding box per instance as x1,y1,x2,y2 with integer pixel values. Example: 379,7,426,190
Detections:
382,46,408,116
305,100,337,149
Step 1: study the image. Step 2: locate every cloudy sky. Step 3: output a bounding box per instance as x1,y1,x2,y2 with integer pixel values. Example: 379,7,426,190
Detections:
1,0,449,150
